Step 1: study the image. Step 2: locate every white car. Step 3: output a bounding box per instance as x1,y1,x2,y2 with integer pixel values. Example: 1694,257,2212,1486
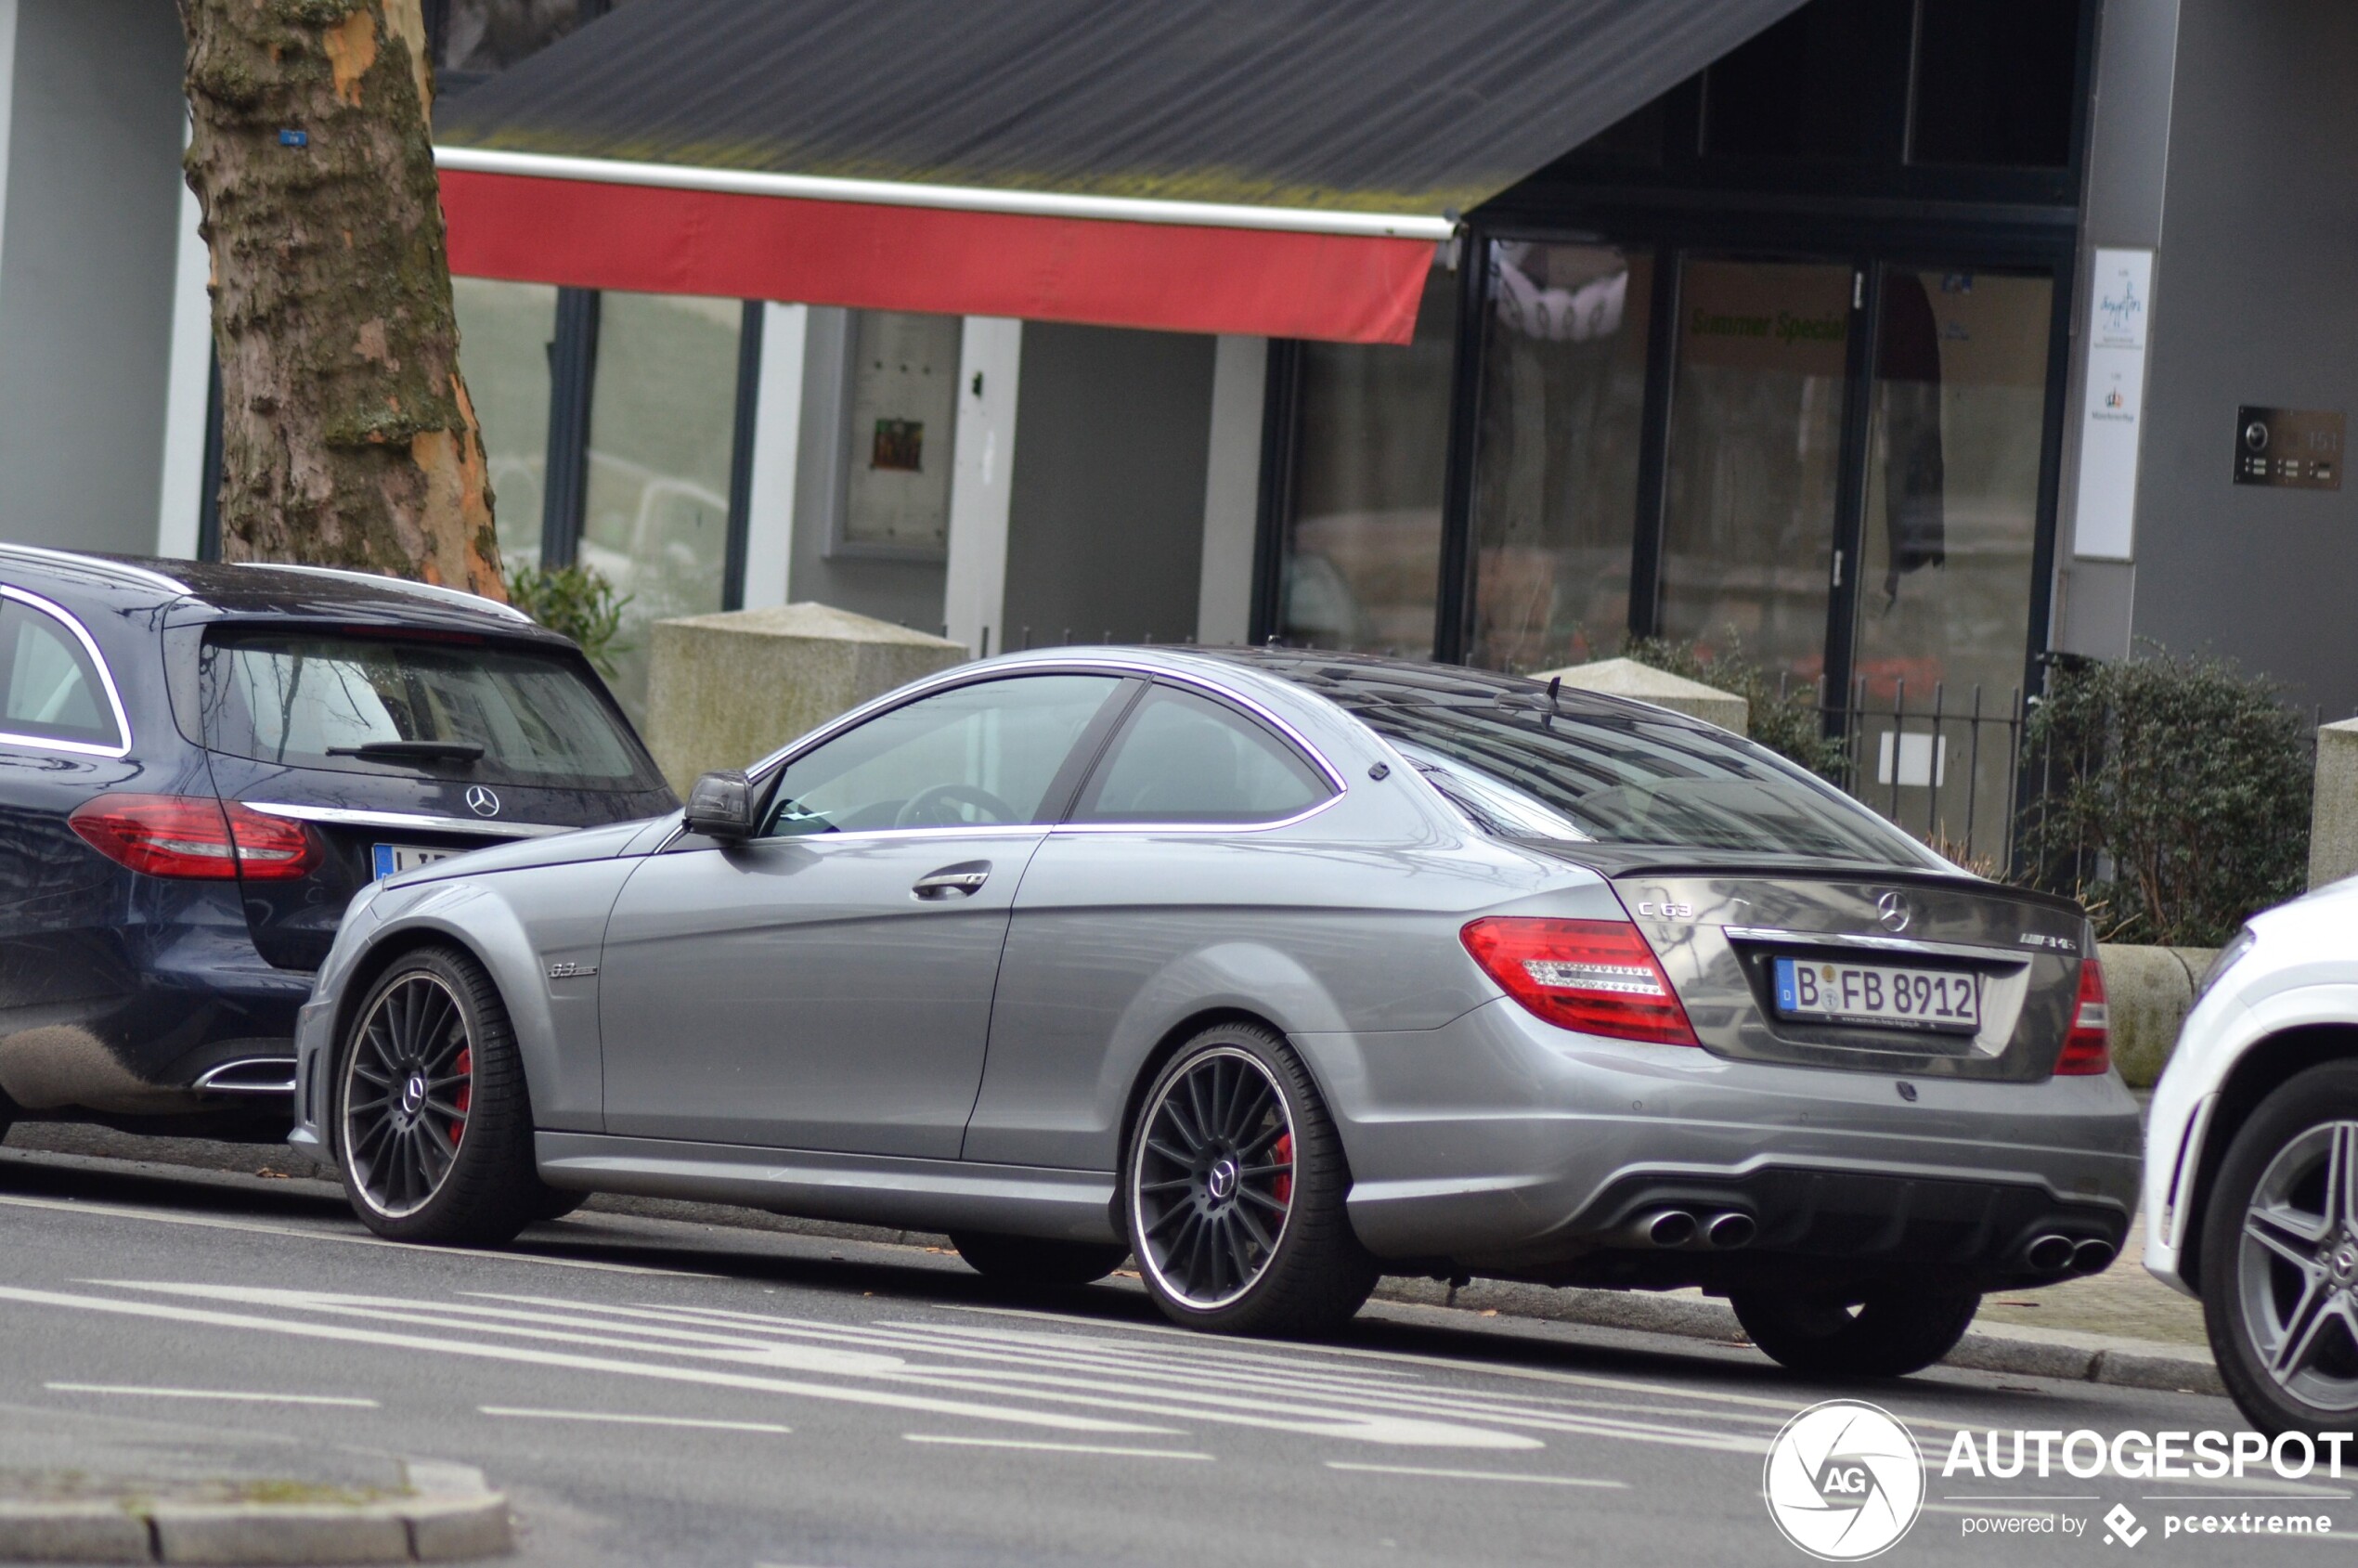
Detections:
2144,875,2358,1433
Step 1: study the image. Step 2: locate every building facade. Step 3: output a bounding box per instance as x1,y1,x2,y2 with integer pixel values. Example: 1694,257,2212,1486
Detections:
1,0,2352,846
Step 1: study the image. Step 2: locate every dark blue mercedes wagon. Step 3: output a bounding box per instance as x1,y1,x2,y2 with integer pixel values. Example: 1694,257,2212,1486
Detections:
0,547,676,1141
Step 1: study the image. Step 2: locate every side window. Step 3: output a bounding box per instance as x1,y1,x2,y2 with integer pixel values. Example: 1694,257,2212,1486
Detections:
0,596,120,750
763,674,1124,836
1070,685,1330,824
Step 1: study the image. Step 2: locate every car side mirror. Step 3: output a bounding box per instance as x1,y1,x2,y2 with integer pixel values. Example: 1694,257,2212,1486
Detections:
683,769,755,841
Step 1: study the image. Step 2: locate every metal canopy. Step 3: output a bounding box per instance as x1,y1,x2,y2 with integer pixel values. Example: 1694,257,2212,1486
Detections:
434,0,1812,342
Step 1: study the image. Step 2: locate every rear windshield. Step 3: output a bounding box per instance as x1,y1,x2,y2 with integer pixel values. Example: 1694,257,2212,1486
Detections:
198,630,661,790
1350,696,1939,865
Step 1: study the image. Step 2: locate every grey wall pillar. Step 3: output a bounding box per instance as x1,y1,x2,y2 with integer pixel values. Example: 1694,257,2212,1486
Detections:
0,0,185,553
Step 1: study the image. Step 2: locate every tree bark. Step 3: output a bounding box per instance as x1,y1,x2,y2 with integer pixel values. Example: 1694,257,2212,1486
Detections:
180,0,504,600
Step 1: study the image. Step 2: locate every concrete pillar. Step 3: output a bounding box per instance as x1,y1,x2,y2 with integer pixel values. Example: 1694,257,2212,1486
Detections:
1196,334,1265,647
942,317,1022,656
155,116,211,560
2310,718,2358,888
644,603,965,792
738,301,807,610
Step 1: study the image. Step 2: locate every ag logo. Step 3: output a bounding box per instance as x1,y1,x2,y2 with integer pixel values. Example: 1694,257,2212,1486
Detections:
1763,1399,1923,1561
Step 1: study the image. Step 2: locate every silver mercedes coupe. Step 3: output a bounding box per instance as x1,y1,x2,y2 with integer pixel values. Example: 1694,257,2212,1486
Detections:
290,648,2141,1374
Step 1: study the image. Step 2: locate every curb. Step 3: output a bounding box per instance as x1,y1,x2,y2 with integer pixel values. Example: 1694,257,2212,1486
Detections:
1369,1277,2226,1397
0,1460,510,1565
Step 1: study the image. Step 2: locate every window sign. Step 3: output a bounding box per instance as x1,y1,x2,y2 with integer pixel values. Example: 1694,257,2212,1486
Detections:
839,311,959,557
2071,248,2154,562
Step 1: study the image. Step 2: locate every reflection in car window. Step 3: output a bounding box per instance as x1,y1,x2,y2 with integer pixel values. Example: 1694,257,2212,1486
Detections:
0,598,118,748
1349,693,1932,863
764,675,1123,836
1070,685,1329,824
201,632,657,789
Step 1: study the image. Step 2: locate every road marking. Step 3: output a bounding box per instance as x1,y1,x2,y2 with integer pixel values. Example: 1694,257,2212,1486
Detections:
481,1406,791,1434
0,1192,698,1276
1324,1461,1626,1488
906,1435,1212,1460
45,1382,377,1407
0,1283,1163,1435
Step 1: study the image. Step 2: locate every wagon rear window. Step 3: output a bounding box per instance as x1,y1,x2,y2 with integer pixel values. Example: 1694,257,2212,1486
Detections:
199,630,662,791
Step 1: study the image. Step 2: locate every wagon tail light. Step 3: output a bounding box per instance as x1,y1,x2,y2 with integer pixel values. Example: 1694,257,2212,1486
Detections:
68,794,318,881
2055,954,2111,1076
1461,917,1699,1046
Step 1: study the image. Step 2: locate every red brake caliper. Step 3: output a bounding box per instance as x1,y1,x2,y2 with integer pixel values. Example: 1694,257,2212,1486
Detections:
449,1047,473,1147
1270,1132,1294,1207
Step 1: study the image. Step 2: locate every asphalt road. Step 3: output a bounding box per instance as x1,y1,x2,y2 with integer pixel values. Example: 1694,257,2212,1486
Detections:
0,1143,2344,1568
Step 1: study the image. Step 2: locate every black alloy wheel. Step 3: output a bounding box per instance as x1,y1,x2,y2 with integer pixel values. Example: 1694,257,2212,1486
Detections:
334,945,547,1245
1126,1023,1377,1335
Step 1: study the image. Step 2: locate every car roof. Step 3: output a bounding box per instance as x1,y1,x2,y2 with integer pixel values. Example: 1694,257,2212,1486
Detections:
0,546,554,641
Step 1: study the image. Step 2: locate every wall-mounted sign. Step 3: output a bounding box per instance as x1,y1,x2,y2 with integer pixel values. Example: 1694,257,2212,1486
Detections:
2070,248,2154,562
2233,406,2342,489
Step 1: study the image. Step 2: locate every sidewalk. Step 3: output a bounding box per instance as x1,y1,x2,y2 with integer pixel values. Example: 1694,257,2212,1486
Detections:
0,1406,508,1563
4,1122,2224,1398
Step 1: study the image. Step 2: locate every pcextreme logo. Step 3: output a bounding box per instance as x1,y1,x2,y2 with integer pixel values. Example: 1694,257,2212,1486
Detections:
1764,1399,1925,1561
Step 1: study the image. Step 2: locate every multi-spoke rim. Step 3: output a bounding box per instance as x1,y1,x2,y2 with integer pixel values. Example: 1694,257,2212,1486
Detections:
1129,1047,1296,1311
340,972,473,1220
2238,1120,2358,1410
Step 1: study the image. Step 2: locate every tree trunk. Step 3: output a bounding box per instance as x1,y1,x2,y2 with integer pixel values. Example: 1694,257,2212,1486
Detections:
180,0,503,600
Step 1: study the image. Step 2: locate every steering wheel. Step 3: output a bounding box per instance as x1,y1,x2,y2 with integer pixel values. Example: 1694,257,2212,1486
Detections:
894,783,1018,828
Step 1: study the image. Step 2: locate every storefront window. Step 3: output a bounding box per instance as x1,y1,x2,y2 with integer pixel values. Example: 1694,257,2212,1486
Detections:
581,292,744,724
1855,267,2053,860
1658,257,1852,684
450,278,557,572
1278,267,1458,656
1468,243,1652,673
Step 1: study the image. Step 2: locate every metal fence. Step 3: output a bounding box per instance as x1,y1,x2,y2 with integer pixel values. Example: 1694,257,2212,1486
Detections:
1810,678,2031,876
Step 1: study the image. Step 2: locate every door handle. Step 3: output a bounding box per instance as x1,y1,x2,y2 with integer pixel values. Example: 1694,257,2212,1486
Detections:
913,862,991,900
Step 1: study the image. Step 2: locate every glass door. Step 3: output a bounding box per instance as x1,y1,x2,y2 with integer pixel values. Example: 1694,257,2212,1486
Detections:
1656,258,1856,682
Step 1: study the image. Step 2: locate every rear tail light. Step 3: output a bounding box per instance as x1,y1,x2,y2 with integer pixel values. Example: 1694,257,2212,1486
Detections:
2056,954,2111,1075
1461,917,1699,1046
68,794,318,881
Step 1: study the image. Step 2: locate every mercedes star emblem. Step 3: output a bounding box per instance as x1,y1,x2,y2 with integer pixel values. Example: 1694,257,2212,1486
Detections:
465,784,501,818
1876,890,1911,933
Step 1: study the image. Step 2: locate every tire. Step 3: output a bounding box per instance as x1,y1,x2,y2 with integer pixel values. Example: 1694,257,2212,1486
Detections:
331,945,550,1246
1732,1285,1982,1378
950,1230,1128,1289
2199,1062,2358,1436
1123,1021,1379,1337
527,1188,590,1223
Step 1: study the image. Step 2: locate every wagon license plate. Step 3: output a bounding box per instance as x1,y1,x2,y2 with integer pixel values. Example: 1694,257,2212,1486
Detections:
1773,957,1981,1032
372,843,457,880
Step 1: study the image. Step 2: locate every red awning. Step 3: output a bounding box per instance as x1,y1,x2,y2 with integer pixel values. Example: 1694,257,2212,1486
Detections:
438,155,1441,345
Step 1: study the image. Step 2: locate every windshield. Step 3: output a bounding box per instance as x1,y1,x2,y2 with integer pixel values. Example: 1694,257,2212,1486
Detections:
199,629,662,791
1354,696,1938,864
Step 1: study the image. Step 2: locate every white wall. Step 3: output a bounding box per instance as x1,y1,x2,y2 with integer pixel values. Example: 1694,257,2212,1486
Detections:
737,301,805,608
941,317,1022,655
155,124,210,559
1196,335,1266,645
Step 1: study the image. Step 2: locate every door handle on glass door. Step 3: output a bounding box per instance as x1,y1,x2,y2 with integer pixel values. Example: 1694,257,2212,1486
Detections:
912,862,991,900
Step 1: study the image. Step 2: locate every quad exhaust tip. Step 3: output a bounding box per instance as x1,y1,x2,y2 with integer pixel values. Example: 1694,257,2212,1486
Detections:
1626,1210,1756,1250
1705,1212,1756,1251
2072,1238,2117,1273
2026,1233,2078,1273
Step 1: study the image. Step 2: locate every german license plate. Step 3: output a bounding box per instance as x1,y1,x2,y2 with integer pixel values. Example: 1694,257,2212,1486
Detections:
1773,957,1981,1032
372,843,457,880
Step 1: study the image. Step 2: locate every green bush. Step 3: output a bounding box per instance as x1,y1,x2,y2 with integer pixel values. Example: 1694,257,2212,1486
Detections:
1622,633,1847,779
2019,647,2313,946
504,562,631,678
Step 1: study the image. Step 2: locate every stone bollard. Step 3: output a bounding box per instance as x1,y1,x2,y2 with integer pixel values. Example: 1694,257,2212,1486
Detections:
2310,718,2358,889
646,603,967,793
2098,943,2222,1089
1527,656,1749,736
